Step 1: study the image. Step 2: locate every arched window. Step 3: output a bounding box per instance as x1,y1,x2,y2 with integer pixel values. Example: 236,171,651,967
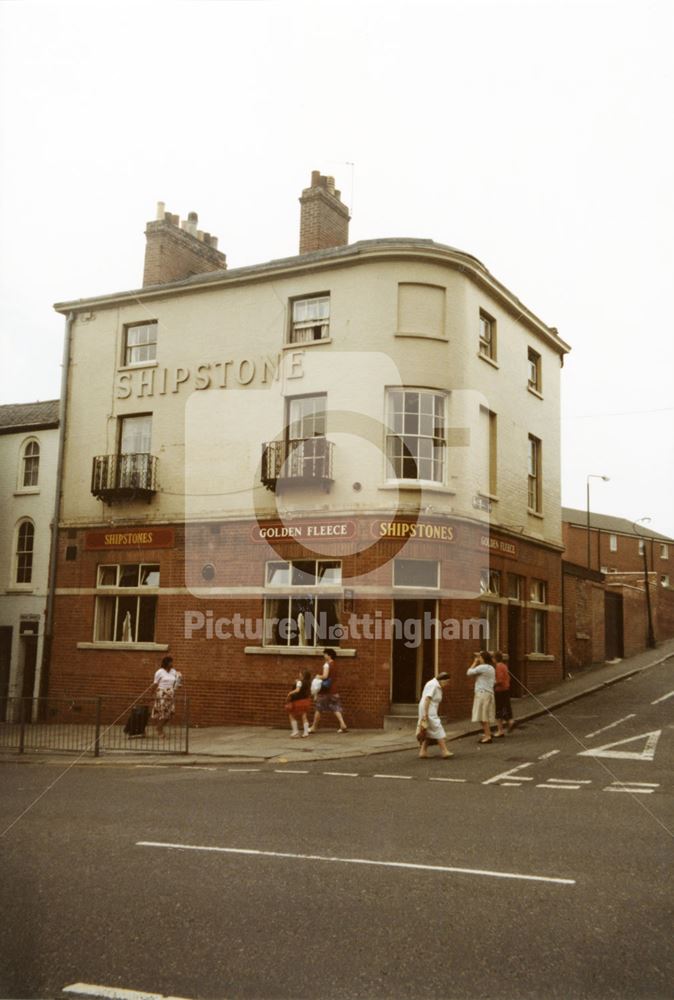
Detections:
16,520,35,584
21,439,40,488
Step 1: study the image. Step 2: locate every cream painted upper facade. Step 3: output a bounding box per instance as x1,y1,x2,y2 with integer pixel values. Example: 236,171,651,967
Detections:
56,240,569,548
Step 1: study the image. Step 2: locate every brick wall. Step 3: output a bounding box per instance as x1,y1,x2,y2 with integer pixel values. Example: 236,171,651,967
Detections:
299,172,350,254
562,563,606,672
49,517,563,727
143,216,227,287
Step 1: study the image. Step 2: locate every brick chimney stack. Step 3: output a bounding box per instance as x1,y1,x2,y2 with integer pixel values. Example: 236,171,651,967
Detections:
143,203,227,287
299,171,350,254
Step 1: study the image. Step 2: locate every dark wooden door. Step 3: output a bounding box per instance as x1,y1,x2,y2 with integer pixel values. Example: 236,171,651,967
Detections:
605,591,624,660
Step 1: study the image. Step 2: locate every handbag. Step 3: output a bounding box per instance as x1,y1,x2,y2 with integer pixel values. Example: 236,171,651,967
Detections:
310,676,323,698
320,677,332,691
416,719,437,746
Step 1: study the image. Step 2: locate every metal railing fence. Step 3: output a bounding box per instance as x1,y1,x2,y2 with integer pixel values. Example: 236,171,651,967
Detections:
0,695,189,756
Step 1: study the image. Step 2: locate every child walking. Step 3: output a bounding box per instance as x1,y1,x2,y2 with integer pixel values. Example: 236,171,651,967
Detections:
285,668,313,738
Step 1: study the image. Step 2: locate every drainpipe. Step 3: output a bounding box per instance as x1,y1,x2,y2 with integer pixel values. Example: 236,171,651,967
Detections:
40,311,74,702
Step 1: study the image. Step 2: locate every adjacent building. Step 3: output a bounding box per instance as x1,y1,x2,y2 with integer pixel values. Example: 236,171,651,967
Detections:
562,508,674,666
0,400,60,717
48,173,571,726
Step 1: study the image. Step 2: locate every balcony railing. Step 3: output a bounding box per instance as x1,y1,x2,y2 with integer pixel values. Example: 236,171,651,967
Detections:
261,438,334,492
91,453,158,503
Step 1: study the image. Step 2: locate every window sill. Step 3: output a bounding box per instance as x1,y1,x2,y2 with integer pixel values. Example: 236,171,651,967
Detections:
118,361,159,372
525,653,555,662
379,483,456,495
527,385,543,400
478,353,499,369
14,488,40,496
394,332,448,342
477,492,499,502
283,338,332,349
77,641,169,651
245,646,356,657
527,508,544,519
6,586,35,594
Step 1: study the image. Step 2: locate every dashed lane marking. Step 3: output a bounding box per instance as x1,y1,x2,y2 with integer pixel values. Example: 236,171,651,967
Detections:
585,714,636,739
547,778,592,784
63,985,196,1000
181,766,216,771
228,768,260,772
323,771,358,777
538,750,560,760
373,773,413,780
137,841,576,885
274,769,309,774
429,777,467,783
651,690,674,705
604,781,660,795
536,783,581,790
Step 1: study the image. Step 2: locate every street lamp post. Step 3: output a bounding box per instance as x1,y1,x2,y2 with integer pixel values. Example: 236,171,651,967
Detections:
586,474,610,569
634,518,657,649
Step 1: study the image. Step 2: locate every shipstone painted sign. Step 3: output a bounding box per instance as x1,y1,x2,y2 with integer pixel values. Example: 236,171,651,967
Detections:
85,528,176,550
115,351,305,399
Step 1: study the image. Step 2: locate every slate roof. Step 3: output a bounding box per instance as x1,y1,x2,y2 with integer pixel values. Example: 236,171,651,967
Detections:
0,400,60,434
562,507,673,543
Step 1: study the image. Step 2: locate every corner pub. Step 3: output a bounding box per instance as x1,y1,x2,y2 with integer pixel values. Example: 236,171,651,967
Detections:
49,172,570,728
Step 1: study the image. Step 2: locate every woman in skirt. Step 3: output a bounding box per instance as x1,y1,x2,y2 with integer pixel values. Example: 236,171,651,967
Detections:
151,656,182,737
493,650,515,736
308,648,348,733
467,650,496,743
417,671,453,759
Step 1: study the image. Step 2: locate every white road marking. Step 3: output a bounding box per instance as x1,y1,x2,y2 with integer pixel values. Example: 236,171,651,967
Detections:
579,730,662,761
373,773,413,780
547,778,592,784
429,777,467,783
604,786,655,794
608,781,660,788
63,985,195,1000
228,768,260,772
585,714,635,739
134,765,168,769
137,841,576,885
500,782,523,787
536,783,581,790
651,690,674,705
538,750,560,760
274,769,308,774
182,766,216,771
323,771,359,777
483,763,534,785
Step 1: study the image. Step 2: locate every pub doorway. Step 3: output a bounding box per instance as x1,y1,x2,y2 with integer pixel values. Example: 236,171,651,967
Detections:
507,604,526,697
391,599,437,706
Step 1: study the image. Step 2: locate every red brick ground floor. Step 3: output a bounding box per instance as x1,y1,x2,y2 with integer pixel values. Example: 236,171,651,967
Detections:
49,513,564,728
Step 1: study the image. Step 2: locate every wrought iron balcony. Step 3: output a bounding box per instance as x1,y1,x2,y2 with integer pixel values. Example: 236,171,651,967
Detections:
91,453,158,503
261,438,334,492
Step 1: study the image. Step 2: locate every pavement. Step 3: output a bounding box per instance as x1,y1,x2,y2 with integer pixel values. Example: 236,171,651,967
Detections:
3,639,673,767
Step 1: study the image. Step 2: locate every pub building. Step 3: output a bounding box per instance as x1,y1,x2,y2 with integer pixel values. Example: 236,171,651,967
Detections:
49,173,570,728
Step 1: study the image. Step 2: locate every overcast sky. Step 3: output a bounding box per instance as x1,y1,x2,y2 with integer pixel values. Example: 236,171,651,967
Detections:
1,0,672,536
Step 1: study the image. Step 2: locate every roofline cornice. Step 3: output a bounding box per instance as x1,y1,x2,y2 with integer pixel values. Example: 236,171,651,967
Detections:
53,238,570,355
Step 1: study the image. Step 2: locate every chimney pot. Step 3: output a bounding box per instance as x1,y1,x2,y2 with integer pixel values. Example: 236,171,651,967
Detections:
143,206,226,285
